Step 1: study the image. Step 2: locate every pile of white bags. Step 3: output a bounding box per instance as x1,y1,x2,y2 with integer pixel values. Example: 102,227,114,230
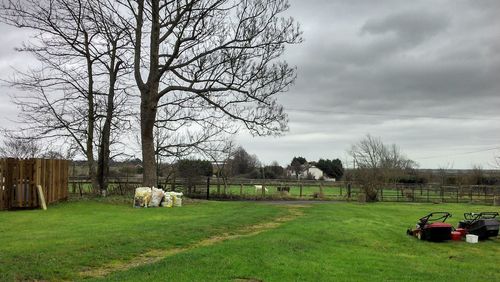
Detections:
133,187,183,208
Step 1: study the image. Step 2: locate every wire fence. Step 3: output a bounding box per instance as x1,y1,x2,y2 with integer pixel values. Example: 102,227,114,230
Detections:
68,177,500,205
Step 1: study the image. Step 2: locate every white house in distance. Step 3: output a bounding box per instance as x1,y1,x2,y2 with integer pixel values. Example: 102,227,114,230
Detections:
305,166,324,180
286,165,334,180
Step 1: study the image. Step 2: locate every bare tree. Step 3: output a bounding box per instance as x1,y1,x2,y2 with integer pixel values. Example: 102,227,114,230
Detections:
0,131,42,159
350,135,417,202
117,0,302,186
89,1,133,194
493,150,500,169
469,164,485,185
200,137,236,194
290,156,307,179
437,162,454,185
1,0,131,194
229,146,259,177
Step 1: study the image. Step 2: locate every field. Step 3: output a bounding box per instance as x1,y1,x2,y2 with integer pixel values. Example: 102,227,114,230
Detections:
1,198,499,281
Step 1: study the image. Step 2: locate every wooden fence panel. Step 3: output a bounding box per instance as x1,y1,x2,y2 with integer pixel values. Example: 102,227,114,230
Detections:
0,158,69,210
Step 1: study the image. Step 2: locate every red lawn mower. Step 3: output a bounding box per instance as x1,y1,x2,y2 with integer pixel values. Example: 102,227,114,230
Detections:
407,212,453,241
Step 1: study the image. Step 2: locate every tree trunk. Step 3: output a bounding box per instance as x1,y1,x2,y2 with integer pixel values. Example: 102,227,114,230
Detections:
97,124,111,195
83,31,99,192
141,87,158,187
137,0,160,187
97,48,120,196
97,85,114,195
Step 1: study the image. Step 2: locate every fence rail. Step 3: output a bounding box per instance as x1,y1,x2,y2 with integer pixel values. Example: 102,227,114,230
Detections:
0,158,69,210
68,177,500,205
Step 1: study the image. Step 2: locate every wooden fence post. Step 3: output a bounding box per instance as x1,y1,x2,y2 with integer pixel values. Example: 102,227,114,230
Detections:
483,187,487,204
380,187,383,202
240,183,243,196
319,182,324,198
299,183,303,198
206,177,210,200
494,193,498,206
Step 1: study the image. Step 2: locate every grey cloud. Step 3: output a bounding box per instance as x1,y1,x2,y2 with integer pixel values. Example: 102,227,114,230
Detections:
0,0,499,169
361,10,449,46
260,0,500,168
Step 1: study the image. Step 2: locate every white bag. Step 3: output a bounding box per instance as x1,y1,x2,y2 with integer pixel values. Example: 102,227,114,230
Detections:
165,192,183,207
149,187,165,207
161,195,173,208
173,196,182,207
134,187,152,208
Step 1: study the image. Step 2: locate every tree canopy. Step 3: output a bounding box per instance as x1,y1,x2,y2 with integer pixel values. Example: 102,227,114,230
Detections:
350,134,418,202
316,159,344,180
290,156,307,178
177,159,213,178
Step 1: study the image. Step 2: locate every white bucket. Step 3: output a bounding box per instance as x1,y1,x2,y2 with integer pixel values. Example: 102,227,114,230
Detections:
466,234,478,243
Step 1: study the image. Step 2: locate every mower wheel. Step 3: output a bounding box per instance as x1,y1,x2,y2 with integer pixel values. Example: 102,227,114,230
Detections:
417,232,424,240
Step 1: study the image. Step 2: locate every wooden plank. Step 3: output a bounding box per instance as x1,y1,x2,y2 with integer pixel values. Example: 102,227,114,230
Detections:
5,159,13,209
30,159,37,207
63,160,68,199
36,185,47,210
35,159,42,207
12,159,20,208
47,159,51,203
0,159,6,210
24,159,31,207
43,159,48,203
52,159,56,203
57,160,61,199
56,159,59,200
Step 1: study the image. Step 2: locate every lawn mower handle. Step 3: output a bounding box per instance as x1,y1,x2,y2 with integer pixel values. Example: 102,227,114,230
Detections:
419,212,452,224
463,212,499,220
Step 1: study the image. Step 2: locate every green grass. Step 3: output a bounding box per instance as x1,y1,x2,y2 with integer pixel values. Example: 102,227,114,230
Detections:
1,198,499,281
90,202,500,282
0,198,287,281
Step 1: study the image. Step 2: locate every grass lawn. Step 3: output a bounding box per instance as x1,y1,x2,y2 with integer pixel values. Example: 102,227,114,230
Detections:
1,198,499,281
0,198,287,281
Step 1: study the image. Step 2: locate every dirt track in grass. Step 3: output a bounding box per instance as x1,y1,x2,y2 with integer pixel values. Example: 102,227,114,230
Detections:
78,205,308,279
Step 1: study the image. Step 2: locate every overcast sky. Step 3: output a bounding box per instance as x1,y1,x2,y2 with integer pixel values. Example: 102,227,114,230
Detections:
1,0,499,169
